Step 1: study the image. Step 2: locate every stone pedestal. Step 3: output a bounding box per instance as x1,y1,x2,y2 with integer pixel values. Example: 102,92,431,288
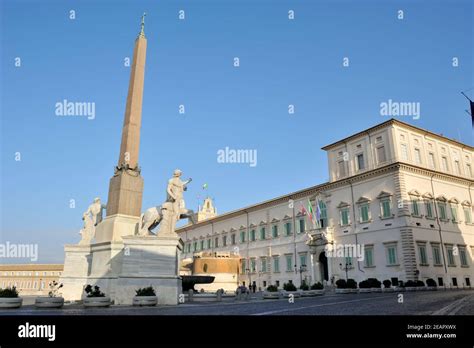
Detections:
94,214,140,243
114,235,183,305
60,244,92,301
106,171,144,217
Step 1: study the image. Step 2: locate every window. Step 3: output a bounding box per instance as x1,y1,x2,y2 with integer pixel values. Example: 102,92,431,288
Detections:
400,143,408,161
200,240,204,250
261,258,267,272
432,245,442,265
450,204,458,222
222,235,227,246
340,207,350,226
376,146,386,163
466,163,472,177
380,199,391,218
250,229,256,241
298,219,305,233
284,222,292,236
318,201,328,228
214,237,219,248
437,201,448,220
193,241,197,251
241,259,247,274
418,244,428,265
250,259,256,272
463,206,472,224
186,243,191,252
273,256,280,273
386,244,398,265
425,200,434,218
411,198,420,216
272,225,278,238
337,161,346,178
414,148,422,165
359,203,370,223
299,253,307,267
231,234,236,245
364,246,374,267
260,227,266,240
240,231,246,243
454,160,461,175
446,246,455,266
428,152,435,168
356,153,365,171
441,156,449,172
207,239,212,249
285,255,293,272
459,247,468,267
452,277,458,287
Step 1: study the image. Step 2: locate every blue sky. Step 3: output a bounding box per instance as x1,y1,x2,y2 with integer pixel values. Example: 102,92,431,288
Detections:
0,0,472,263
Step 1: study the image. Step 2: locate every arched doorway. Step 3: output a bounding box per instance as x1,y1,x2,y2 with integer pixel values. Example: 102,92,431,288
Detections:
319,251,328,282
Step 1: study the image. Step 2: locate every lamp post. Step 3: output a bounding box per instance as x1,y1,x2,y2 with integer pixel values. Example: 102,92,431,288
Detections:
339,261,352,281
246,268,251,290
299,264,307,287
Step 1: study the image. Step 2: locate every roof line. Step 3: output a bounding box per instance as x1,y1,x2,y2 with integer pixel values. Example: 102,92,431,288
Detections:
321,118,474,151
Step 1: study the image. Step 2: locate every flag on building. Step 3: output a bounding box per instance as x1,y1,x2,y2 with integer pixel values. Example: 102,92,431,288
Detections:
307,199,314,223
316,198,321,227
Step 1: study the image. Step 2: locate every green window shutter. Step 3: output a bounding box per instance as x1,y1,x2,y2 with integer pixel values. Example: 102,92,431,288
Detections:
382,200,391,218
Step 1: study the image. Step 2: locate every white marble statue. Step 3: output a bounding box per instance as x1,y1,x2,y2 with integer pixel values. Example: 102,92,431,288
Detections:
139,169,195,236
78,197,104,244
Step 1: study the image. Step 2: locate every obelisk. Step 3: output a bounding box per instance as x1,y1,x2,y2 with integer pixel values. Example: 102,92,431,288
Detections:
107,14,147,217
95,14,147,242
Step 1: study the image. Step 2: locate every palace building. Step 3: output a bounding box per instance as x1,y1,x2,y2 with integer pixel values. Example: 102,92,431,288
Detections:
0,264,63,296
177,118,474,291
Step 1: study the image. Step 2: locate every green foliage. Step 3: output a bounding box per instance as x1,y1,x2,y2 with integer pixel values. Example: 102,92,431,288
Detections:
283,282,297,291
300,282,309,291
426,278,437,287
84,284,105,298
405,280,417,287
0,286,19,298
335,279,347,289
311,282,324,290
358,280,370,289
135,286,156,296
416,280,425,287
48,280,63,298
382,279,392,288
367,278,381,288
346,279,357,289
266,285,278,292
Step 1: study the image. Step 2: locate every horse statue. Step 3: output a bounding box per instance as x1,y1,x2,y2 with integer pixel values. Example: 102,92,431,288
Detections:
138,169,196,236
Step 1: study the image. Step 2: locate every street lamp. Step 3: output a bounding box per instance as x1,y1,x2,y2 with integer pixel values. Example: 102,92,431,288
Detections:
299,264,307,287
245,268,251,289
339,261,352,281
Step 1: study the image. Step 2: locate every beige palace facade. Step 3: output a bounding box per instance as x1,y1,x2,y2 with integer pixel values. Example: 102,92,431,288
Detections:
0,264,63,295
178,119,474,291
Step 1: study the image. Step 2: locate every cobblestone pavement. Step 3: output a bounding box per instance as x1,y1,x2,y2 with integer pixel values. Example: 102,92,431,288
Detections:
1,290,473,316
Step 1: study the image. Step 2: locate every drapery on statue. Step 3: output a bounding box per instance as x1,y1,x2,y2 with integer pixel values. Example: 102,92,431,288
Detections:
139,169,196,236
79,197,105,245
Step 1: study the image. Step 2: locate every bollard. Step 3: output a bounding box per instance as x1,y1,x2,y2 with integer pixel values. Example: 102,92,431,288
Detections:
188,289,194,303
216,289,222,302
236,288,242,301
245,289,250,301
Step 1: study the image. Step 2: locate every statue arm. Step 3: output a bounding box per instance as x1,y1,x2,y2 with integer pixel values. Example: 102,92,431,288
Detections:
167,184,176,200
183,178,192,191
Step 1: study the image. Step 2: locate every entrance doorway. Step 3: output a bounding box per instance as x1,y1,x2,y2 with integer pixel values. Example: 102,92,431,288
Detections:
319,251,328,282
